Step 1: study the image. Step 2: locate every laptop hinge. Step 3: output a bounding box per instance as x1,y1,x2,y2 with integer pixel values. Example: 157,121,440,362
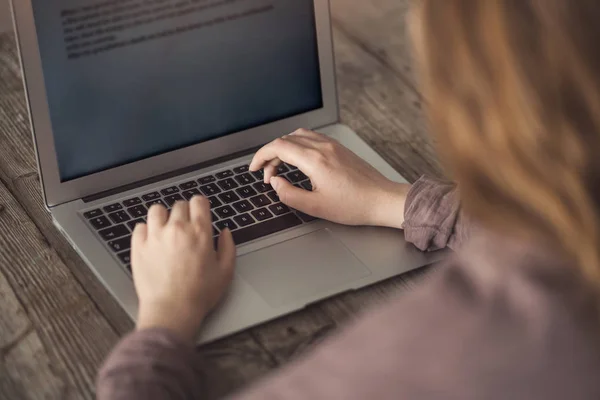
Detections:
82,145,263,203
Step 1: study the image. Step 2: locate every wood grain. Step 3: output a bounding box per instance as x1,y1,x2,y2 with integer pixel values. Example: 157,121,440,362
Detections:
331,0,419,92
0,178,117,399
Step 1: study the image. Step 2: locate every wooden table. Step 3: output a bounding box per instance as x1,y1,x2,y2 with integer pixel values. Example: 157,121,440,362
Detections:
0,2,442,399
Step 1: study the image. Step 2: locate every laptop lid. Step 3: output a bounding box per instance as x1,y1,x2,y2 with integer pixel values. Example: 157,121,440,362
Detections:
11,0,338,207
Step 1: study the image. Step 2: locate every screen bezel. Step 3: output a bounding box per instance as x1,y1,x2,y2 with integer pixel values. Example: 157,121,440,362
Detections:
11,0,338,207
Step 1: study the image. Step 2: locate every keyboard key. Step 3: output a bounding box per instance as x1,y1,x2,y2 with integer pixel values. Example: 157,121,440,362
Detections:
127,205,147,218
296,211,318,222
277,164,289,174
200,183,221,196
146,199,167,208
83,209,103,219
233,213,254,227
233,200,254,213
215,219,238,231
125,264,132,273
89,215,111,230
217,178,238,191
198,175,216,184
267,191,280,202
208,196,222,208
285,163,298,171
161,186,179,196
251,208,273,221
103,203,122,213
98,224,129,241
215,205,235,219
236,186,258,198
211,211,219,222
251,169,264,180
232,213,302,245
216,170,234,179
253,182,271,193
269,203,290,216
117,250,131,264
250,194,271,208
233,165,249,174
300,180,313,191
109,210,131,224
142,192,161,201
164,193,184,207
234,173,255,186
182,188,201,201
218,191,240,204
127,218,145,230
108,236,131,252
179,180,197,190
123,198,142,207
287,170,308,183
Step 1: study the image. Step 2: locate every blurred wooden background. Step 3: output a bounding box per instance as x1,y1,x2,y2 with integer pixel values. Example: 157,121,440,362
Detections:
1,0,11,33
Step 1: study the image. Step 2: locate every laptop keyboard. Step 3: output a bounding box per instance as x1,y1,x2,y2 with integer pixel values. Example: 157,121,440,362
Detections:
81,163,316,274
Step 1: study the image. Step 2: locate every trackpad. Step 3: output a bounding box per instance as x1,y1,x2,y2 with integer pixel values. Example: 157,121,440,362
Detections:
237,229,371,307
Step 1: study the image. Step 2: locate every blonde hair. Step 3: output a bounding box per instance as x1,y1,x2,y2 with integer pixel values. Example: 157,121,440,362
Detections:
417,0,600,282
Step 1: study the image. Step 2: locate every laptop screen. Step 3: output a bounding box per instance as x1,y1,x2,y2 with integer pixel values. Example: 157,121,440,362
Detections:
31,0,323,181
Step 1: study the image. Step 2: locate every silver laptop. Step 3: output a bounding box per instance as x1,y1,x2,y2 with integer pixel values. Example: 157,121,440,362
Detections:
11,0,440,342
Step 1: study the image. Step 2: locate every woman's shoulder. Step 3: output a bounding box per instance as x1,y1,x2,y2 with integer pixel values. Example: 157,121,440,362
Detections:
344,232,600,399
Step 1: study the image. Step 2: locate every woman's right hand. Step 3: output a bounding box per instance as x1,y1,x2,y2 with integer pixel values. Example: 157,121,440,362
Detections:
250,129,411,229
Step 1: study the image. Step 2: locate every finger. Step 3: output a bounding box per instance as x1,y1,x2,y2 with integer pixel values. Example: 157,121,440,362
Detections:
249,137,313,174
169,200,190,223
217,229,236,277
189,196,212,233
131,222,148,247
270,176,316,214
147,204,168,232
263,158,281,183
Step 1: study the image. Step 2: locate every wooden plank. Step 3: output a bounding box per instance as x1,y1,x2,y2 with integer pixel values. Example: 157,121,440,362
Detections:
331,0,419,92
0,262,30,350
0,178,120,399
250,306,336,364
0,34,38,180
2,330,67,400
0,255,58,400
319,267,434,324
14,174,135,335
332,25,443,181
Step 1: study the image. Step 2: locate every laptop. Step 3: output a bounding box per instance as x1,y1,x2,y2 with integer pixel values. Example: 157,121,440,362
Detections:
11,0,441,342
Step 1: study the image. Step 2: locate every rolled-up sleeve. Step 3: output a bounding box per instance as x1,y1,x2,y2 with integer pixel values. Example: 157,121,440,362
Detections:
402,176,470,251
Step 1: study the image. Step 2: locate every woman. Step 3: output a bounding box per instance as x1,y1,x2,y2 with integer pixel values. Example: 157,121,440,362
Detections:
97,0,600,398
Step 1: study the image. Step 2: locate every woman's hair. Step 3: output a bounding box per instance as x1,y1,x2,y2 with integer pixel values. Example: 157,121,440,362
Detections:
416,0,600,281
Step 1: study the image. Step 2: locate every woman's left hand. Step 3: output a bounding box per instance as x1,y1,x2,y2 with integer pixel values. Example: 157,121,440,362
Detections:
130,197,236,343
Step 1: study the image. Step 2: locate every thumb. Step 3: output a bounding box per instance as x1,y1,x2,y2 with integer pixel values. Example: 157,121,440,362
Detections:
217,229,236,276
270,176,314,213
